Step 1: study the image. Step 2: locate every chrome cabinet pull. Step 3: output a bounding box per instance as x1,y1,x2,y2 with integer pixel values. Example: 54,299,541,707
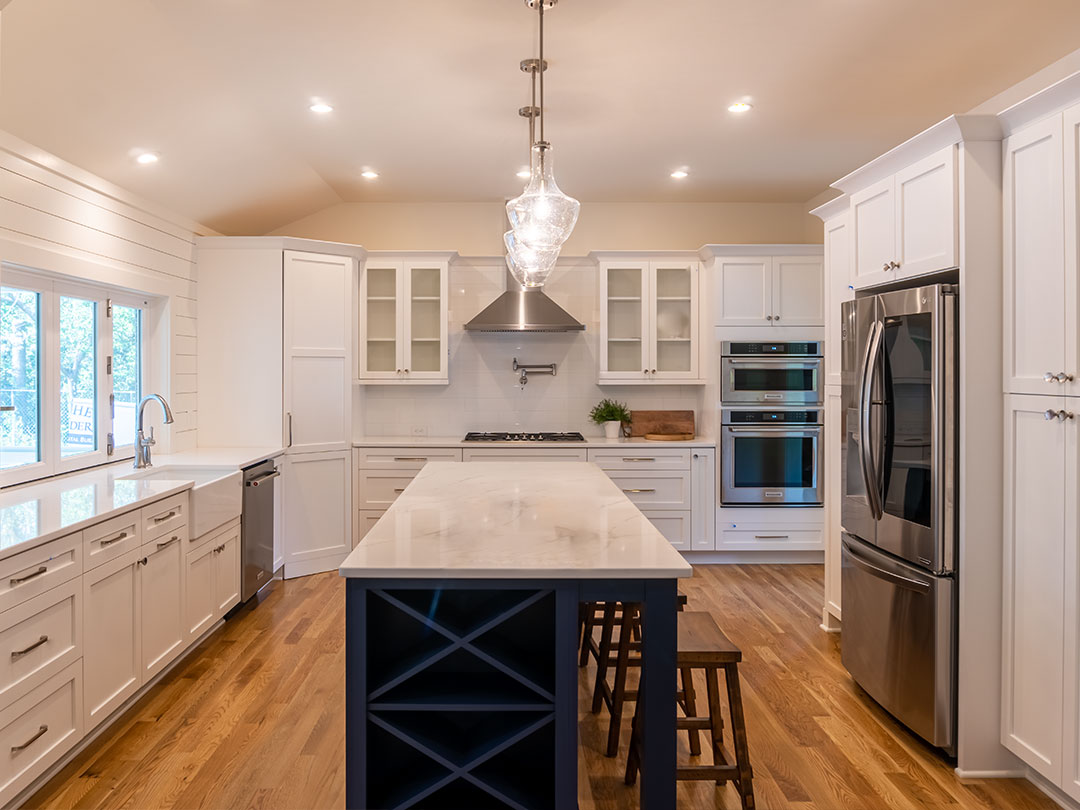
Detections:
11,635,48,660
287,413,293,447
11,725,48,753
622,488,656,493
153,511,177,524
393,457,427,462
156,536,179,549
100,531,129,547
623,458,656,462
10,567,46,586
393,488,406,493
754,535,790,540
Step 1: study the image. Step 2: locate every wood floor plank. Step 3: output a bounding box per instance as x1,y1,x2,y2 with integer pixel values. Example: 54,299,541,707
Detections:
24,565,1057,810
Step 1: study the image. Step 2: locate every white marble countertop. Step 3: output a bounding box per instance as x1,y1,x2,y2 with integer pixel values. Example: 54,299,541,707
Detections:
339,462,694,579
354,436,716,449
0,446,282,559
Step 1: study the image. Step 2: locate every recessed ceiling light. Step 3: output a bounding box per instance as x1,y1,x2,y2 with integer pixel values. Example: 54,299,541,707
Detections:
135,152,159,165
728,102,753,113
309,102,333,114
361,170,379,179
671,169,689,179
516,168,531,179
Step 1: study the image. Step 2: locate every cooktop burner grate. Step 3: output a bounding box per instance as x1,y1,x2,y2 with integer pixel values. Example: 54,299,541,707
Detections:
463,431,586,442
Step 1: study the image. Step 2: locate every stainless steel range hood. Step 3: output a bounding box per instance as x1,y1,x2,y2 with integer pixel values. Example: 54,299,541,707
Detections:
464,267,585,332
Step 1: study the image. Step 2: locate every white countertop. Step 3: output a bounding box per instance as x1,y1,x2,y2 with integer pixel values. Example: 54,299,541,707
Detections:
339,462,694,580
354,436,715,449
0,446,282,559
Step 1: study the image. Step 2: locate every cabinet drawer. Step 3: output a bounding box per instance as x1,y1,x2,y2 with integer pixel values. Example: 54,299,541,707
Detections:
587,448,691,471
718,527,824,551
357,510,385,542
357,471,417,509
142,494,188,541
0,534,82,615
356,447,463,470
463,448,588,463
642,511,691,551
0,661,82,807
0,581,80,709
187,516,239,554
85,511,142,572
607,472,690,510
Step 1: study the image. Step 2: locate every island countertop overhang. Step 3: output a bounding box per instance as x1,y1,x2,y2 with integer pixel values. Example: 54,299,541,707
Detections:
339,461,693,580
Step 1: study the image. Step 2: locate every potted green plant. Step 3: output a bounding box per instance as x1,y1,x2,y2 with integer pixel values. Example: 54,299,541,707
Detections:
589,398,631,439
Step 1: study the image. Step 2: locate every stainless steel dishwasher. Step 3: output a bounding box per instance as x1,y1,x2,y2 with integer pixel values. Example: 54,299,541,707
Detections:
242,459,279,601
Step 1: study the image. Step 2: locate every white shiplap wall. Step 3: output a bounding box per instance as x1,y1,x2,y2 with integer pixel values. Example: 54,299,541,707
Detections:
0,130,211,453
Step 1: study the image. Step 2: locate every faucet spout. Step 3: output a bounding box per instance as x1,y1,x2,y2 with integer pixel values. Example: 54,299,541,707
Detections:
134,394,175,469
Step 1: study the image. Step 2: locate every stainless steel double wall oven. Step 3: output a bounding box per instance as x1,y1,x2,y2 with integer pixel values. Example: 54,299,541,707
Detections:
840,283,958,754
720,341,824,506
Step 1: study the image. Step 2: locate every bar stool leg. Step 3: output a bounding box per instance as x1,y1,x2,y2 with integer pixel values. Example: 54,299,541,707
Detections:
723,663,755,810
591,603,617,714
680,666,702,756
704,666,728,785
579,602,595,667
605,603,637,757
623,689,642,785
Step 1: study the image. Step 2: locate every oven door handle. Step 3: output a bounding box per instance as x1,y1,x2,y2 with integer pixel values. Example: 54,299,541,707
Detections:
859,321,884,521
723,358,822,365
725,426,821,434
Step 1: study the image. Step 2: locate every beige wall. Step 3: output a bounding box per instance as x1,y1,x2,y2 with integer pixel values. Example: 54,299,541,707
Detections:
268,201,823,255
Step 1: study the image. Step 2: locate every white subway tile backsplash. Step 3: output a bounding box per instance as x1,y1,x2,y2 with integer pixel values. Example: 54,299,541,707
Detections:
357,261,704,438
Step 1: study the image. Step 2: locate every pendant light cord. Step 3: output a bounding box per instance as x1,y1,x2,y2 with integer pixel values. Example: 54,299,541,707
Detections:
538,1,545,144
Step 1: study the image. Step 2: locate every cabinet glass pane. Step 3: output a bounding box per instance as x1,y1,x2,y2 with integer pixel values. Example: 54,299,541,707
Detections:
655,266,691,298
60,296,97,457
656,341,691,372
0,286,41,470
410,267,441,298
607,297,643,373
366,268,397,373
607,268,643,299
409,267,442,374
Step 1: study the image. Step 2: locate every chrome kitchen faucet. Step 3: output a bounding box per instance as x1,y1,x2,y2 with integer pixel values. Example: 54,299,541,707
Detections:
133,394,175,469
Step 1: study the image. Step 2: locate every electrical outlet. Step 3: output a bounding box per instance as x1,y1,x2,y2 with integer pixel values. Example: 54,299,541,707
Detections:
411,426,428,437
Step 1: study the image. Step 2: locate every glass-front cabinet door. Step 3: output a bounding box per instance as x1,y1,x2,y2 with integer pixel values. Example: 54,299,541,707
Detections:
359,261,402,381
599,258,700,383
358,257,449,384
600,262,649,382
650,261,698,380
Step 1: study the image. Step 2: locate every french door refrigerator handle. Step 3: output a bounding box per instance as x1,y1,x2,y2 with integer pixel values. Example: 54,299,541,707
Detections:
843,537,932,593
859,320,884,520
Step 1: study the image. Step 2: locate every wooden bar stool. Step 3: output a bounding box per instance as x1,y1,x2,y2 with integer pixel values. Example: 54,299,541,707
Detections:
589,593,690,758
624,611,755,810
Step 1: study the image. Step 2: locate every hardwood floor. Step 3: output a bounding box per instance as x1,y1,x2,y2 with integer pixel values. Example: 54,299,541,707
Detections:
27,566,1053,810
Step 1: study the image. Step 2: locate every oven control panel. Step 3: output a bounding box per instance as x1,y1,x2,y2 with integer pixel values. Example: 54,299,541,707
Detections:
722,409,822,425
722,341,822,356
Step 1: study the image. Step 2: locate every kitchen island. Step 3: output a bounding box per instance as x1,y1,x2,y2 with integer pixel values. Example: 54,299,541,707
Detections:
340,461,692,810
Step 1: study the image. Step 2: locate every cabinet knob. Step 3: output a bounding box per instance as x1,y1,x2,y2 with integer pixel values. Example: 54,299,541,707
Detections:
1060,410,1076,421
651,369,657,374
890,261,901,270
1045,409,1059,421
693,453,699,459
396,369,402,374
774,315,780,321
1056,372,1074,384
766,315,773,321
882,262,891,272
404,369,409,374
1046,372,1058,383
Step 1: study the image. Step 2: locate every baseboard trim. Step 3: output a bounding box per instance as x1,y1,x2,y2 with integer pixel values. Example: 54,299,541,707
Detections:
284,552,348,579
953,768,1028,779
1024,768,1080,810
820,607,842,633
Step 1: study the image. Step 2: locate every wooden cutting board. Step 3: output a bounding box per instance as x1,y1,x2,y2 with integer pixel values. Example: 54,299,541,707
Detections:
629,410,695,438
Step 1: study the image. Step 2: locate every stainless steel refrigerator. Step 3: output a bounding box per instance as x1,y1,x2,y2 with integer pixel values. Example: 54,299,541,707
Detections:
840,283,958,754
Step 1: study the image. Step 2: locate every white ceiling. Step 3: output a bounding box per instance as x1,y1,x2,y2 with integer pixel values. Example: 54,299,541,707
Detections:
2,0,1079,235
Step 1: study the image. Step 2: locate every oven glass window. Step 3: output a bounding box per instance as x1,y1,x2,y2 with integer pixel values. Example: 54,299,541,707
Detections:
733,436,815,488
732,367,815,392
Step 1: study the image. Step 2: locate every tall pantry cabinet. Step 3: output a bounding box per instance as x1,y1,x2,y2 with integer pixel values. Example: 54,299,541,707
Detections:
196,237,359,579
1000,78,1080,801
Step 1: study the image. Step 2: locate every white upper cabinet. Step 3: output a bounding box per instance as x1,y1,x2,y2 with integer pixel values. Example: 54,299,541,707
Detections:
823,209,852,386
599,258,700,383
713,255,823,327
850,145,958,290
1003,114,1069,396
358,257,449,385
283,250,354,453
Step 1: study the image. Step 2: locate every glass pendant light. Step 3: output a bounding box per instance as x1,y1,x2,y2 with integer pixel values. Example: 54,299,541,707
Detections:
505,229,560,287
506,141,580,251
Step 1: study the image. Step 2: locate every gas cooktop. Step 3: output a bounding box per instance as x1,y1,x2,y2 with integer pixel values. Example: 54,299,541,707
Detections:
463,431,586,442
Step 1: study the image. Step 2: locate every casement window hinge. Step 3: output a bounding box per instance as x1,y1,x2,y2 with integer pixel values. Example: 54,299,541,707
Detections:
106,356,112,375
107,433,115,456
106,298,113,317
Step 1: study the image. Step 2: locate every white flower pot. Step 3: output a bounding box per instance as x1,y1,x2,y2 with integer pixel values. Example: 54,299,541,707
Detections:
603,420,622,439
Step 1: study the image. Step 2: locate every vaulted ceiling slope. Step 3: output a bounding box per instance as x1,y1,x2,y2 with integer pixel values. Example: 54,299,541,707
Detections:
2,0,1079,235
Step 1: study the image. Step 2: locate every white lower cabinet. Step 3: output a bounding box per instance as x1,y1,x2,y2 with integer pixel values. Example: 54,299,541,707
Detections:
82,549,141,731
282,450,353,578
1002,394,1074,785
641,511,691,551
185,520,241,643
0,581,81,709
690,449,716,551
140,532,186,682
214,527,241,616
0,662,82,805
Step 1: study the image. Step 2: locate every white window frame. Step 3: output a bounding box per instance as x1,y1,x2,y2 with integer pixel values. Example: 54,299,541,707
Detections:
0,268,151,487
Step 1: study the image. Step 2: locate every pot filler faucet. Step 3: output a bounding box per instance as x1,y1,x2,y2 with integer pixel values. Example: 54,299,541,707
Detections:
513,357,556,386
134,394,175,469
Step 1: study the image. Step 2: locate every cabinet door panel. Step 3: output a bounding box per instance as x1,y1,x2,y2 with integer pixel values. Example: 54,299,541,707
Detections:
359,261,403,381
824,213,852,386
1004,116,1066,396
773,257,824,326
402,261,449,381
714,258,772,326
600,262,650,381
1002,394,1068,781
185,541,216,642
83,551,141,730
851,177,896,289
214,527,241,616
690,448,716,551
895,145,958,279
283,250,353,452
1064,104,1080,400
651,261,698,379
281,451,352,576
140,534,185,681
